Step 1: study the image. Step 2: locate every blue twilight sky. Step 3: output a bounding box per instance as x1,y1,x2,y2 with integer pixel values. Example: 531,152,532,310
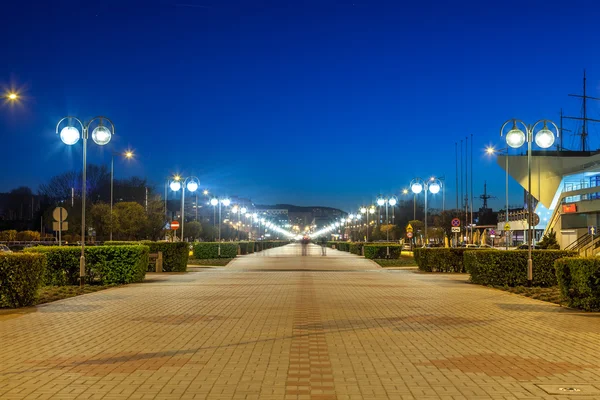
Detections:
2,0,600,212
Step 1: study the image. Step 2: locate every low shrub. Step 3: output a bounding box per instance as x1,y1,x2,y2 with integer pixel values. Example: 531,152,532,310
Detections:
0,253,46,308
193,242,238,259
25,245,149,285
349,242,363,255
555,257,600,311
335,242,351,252
466,250,578,287
141,241,188,272
246,241,255,254
414,248,473,272
105,241,189,272
364,244,402,259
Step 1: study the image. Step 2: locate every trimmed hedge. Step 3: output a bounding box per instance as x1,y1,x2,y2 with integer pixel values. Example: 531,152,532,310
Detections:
193,242,238,259
141,241,188,272
555,257,600,311
104,241,189,272
25,245,149,285
0,253,46,308
414,248,475,273
364,244,402,259
349,242,363,255
465,250,578,287
335,242,351,252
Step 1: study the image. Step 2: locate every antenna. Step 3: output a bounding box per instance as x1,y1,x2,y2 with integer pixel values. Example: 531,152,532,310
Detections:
479,181,496,210
564,69,600,151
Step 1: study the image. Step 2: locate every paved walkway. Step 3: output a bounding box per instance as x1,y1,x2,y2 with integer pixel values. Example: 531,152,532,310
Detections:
1,244,600,400
227,243,381,271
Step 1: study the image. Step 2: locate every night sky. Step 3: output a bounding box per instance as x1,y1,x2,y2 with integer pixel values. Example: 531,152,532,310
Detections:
2,0,600,212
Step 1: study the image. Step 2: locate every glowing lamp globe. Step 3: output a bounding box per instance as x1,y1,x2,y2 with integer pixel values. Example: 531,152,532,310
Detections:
170,181,181,191
240,207,247,214
60,126,80,145
535,128,555,149
369,207,375,214
360,207,367,214
348,214,355,220
388,198,397,206
186,180,199,192
429,182,441,194
222,198,231,206
210,198,219,206
260,218,266,223
506,127,526,148
231,206,239,213
411,182,423,194
252,213,258,219
376,198,385,206
91,126,112,145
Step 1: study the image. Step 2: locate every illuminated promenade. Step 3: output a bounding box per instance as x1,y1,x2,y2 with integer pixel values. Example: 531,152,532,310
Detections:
1,244,599,399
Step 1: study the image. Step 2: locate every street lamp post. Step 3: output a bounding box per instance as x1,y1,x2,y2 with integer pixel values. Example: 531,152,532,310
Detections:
56,116,115,287
110,150,133,241
500,119,559,284
486,146,510,250
218,198,231,256
180,177,199,241
360,207,368,242
410,177,442,246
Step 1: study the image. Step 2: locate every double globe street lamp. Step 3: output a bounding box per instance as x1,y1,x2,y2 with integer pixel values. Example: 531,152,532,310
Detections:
169,176,200,240
210,197,231,255
410,177,442,245
500,119,559,284
360,206,376,242
56,116,115,287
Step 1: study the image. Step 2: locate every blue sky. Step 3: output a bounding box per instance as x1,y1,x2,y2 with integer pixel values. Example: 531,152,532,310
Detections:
2,0,600,212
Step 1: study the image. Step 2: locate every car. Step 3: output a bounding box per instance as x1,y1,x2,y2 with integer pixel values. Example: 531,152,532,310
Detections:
0,245,12,253
464,244,478,248
479,244,493,248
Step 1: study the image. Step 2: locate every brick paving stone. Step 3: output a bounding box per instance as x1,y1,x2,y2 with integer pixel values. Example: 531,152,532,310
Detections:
1,243,599,399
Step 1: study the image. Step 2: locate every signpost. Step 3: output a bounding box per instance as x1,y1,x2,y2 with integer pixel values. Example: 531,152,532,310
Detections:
451,218,460,247
532,213,540,227
52,207,68,246
589,226,597,256
406,232,413,238
406,224,414,249
171,221,180,230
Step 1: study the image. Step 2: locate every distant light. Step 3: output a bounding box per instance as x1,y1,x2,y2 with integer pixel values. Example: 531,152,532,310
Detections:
7,92,18,100
125,151,134,159
369,207,375,214
221,198,231,206
91,126,112,145
429,182,441,194
485,146,495,155
170,181,181,191
174,175,181,181
203,189,209,195
376,197,385,206
402,189,409,195
231,205,239,213
388,198,397,206
253,213,258,219
210,198,218,206
59,126,80,145
240,207,247,214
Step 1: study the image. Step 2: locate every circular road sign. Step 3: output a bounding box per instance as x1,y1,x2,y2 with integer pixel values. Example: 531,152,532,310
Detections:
407,232,413,238
451,218,460,227
52,207,68,222
171,221,180,230
532,213,540,226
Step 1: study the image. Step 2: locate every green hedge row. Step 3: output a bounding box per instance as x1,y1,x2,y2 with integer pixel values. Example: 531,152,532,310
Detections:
349,242,363,255
465,250,578,287
555,257,600,311
364,244,402,259
193,242,238,259
413,248,472,272
238,241,256,255
104,241,188,272
0,253,46,308
25,245,149,285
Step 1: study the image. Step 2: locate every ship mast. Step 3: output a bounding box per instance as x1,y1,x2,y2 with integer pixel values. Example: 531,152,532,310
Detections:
564,69,600,151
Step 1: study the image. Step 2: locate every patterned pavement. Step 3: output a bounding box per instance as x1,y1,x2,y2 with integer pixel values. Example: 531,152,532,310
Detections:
1,244,599,400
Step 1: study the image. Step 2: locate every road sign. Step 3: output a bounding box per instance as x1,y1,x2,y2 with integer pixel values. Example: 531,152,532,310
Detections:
504,222,511,231
451,218,460,227
589,226,597,236
52,221,68,231
406,223,413,233
489,229,495,236
406,232,413,238
52,207,68,222
532,213,540,226
171,221,180,230
451,227,460,233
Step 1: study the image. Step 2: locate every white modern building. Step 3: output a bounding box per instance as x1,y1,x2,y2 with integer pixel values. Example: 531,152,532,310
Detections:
497,150,600,252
